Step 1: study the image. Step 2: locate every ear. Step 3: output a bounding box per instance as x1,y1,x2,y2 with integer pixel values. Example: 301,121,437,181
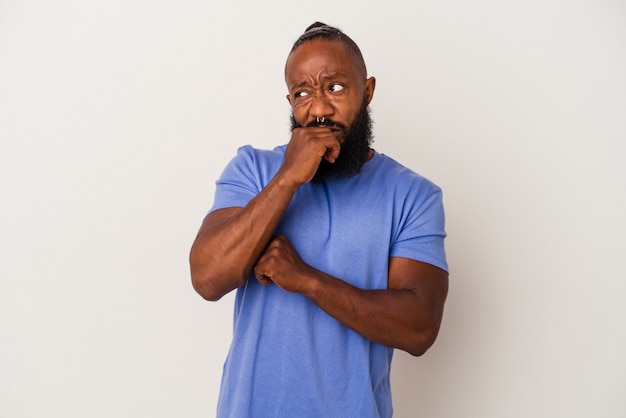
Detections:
364,77,376,104
286,93,293,106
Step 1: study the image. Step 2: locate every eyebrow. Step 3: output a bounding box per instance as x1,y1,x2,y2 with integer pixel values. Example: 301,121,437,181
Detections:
289,73,349,91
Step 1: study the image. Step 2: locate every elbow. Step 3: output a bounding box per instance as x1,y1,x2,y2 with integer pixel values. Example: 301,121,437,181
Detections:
189,221,250,301
189,252,241,302
191,264,245,302
191,273,225,302
406,334,435,357
189,252,216,301
405,325,442,357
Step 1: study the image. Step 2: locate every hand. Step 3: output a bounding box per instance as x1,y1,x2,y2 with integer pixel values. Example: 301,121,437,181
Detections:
279,127,340,186
254,235,315,294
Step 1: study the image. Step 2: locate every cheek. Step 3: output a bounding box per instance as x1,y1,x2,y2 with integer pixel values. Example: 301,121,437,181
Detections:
337,106,359,126
291,104,309,123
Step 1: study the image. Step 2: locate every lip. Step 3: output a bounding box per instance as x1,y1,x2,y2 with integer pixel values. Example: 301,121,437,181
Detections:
329,127,343,140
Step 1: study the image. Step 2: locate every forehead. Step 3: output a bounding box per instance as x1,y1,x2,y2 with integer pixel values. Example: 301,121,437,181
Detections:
285,39,362,86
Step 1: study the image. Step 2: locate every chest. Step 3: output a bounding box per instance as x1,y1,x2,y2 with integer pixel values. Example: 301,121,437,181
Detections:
275,181,402,288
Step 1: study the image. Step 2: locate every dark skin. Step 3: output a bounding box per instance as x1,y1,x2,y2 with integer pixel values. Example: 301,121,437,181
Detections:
189,39,448,356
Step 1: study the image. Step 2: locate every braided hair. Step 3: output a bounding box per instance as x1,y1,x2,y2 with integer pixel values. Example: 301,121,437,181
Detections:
288,22,368,78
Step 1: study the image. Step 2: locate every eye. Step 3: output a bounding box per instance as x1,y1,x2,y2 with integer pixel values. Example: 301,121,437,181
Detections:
294,91,309,98
329,83,344,93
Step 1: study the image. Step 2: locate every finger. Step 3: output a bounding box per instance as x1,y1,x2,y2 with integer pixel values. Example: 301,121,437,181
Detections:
254,266,273,285
257,274,273,285
311,135,338,156
305,129,340,163
272,234,288,243
324,143,341,163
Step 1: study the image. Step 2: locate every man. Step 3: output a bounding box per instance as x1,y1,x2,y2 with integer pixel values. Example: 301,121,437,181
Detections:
190,22,448,418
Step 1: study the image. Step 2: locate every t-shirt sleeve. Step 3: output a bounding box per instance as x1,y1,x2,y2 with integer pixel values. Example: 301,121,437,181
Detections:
210,146,262,212
390,187,448,273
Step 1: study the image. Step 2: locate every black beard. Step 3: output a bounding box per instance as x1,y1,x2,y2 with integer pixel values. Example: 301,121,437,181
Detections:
290,100,374,184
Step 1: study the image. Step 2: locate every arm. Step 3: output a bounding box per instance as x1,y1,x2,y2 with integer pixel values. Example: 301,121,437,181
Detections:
189,127,340,301
254,235,448,356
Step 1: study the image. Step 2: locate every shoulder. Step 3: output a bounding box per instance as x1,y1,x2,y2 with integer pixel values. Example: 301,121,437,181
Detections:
230,144,286,166
218,144,287,191
368,152,442,198
222,144,286,177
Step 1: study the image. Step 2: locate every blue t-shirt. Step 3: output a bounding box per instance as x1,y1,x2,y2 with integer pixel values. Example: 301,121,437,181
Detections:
211,145,447,418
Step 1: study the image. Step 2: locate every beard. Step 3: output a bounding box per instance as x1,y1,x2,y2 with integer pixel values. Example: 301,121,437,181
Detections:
290,98,374,184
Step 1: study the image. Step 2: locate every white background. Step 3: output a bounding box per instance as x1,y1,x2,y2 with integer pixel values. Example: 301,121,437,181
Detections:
1,0,625,417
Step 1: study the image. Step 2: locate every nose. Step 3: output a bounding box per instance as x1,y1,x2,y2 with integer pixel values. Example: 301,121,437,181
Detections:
309,91,333,122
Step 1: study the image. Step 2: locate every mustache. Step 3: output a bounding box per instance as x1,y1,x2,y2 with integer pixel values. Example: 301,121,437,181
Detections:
303,118,348,131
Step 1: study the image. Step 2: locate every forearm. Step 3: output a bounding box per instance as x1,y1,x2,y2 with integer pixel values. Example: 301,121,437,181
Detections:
254,237,448,355
190,172,299,300
303,271,443,356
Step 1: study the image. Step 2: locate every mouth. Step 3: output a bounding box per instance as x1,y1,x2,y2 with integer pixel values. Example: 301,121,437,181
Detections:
324,125,344,140
297,117,347,141
309,120,346,134
331,126,343,134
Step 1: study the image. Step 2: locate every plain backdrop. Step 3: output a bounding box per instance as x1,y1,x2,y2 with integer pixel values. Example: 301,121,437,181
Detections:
1,1,625,417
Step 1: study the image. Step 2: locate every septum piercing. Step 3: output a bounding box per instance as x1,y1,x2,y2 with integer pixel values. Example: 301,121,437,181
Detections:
316,117,326,124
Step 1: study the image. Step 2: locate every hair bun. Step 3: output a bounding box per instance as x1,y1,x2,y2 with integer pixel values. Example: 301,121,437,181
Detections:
305,22,329,32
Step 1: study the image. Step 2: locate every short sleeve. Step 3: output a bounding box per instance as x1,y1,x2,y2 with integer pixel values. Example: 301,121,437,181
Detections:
390,188,448,273
210,146,262,212
210,145,284,213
